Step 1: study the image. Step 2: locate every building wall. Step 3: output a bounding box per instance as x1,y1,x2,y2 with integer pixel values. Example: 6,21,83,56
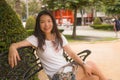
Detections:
53,9,105,26
52,9,74,26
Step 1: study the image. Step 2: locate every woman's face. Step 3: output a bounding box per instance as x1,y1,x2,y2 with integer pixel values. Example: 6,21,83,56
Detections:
40,15,53,34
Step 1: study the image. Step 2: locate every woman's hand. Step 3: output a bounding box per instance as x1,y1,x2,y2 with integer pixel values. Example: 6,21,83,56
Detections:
8,44,21,68
83,63,93,77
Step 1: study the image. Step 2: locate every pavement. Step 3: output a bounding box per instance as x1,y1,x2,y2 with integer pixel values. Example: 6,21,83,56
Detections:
69,40,120,80
62,26,117,38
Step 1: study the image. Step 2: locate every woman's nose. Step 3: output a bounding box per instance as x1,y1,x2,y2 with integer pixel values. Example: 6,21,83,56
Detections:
45,22,49,26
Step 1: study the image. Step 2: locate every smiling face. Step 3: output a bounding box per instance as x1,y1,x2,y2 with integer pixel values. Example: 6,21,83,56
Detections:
39,15,53,35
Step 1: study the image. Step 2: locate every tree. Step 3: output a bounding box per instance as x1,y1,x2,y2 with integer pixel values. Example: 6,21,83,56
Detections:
42,0,88,38
87,0,104,18
64,0,90,38
15,0,22,19
42,0,108,39
5,0,42,19
105,0,120,17
28,0,42,15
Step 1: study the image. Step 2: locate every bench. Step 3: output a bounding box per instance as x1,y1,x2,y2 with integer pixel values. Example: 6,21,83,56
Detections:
0,47,91,80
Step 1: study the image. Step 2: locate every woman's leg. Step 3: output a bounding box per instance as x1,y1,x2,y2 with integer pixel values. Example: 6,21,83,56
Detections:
75,64,99,80
85,61,107,80
82,75,99,80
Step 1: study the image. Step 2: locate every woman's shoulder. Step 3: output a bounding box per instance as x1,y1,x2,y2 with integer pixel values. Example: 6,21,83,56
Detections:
26,35,38,41
27,35,37,38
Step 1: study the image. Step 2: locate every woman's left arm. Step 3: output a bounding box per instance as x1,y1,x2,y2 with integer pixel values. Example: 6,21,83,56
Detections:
63,44,92,76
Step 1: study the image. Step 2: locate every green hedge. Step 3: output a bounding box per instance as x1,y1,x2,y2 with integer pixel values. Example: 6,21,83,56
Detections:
93,17,102,25
90,24,114,31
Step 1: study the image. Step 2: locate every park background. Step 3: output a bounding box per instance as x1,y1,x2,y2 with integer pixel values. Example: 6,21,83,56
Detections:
0,0,120,80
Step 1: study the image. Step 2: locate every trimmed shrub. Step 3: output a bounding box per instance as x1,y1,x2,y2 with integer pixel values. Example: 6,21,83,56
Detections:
25,16,35,30
0,0,39,79
59,29,64,33
0,0,27,52
93,17,102,25
90,24,114,31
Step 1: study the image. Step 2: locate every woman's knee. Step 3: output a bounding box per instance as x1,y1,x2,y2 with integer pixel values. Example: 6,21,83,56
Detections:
91,75,99,80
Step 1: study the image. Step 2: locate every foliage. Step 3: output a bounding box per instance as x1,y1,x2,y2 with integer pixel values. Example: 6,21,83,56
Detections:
90,24,114,30
5,0,42,19
105,0,120,16
25,16,35,30
28,0,42,15
0,0,27,52
93,17,102,25
0,0,39,79
27,29,34,36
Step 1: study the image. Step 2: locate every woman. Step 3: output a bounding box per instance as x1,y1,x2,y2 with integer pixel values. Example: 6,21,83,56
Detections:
8,10,107,80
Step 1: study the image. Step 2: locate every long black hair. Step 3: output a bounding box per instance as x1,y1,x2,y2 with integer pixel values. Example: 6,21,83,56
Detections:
33,10,63,50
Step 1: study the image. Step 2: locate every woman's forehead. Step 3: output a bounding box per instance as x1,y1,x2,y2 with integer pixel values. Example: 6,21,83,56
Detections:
40,15,51,19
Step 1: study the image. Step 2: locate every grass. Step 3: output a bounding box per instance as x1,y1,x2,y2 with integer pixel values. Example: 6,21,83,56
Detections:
64,35,118,43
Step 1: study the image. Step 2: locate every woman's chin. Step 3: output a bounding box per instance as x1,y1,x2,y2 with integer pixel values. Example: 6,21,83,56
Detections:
44,31,51,34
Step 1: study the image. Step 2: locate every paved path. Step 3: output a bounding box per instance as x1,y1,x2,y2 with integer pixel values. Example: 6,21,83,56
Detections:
69,40,120,80
62,26,117,38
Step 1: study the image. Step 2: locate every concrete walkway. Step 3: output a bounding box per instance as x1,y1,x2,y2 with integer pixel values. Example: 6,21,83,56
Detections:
69,40,120,80
62,26,117,38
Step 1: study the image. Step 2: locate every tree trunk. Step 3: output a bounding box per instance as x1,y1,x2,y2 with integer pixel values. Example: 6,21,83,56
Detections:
81,9,85,26
15,0,22,19
72,8,77,39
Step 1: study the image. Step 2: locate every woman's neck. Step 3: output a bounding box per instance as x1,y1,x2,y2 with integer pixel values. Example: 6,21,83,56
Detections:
46,33,55,41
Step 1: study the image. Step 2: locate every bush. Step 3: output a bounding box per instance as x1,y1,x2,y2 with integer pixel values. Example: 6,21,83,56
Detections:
27,29,34,35
25,16,35,30
0,0,38,79
90,24,114,31
0,0,27,52
93,17,102,25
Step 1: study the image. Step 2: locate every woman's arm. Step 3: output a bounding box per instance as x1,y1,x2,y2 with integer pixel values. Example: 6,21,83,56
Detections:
63,44,84,66
8,40,33,68
63,44,92,76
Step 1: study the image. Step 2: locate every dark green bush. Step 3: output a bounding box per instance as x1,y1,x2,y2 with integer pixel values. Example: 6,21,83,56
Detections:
93,17,102,25
0,0,27,52
59,29,64,33
90,24,114,31
0,0,39,79
25,16,35,30
27,29,34,35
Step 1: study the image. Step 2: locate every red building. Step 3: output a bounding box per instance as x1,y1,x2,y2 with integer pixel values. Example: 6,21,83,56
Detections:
52,9,94,26
52,9,74,26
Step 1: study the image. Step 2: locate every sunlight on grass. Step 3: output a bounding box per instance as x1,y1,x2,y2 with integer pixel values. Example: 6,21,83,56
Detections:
64,35,118,43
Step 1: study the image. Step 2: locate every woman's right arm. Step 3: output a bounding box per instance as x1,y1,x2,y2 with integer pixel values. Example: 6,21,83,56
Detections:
8,40,33,68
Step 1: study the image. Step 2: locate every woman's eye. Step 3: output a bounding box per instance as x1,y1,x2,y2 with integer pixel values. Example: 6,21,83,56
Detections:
48,20,52,23
40,21,44,23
